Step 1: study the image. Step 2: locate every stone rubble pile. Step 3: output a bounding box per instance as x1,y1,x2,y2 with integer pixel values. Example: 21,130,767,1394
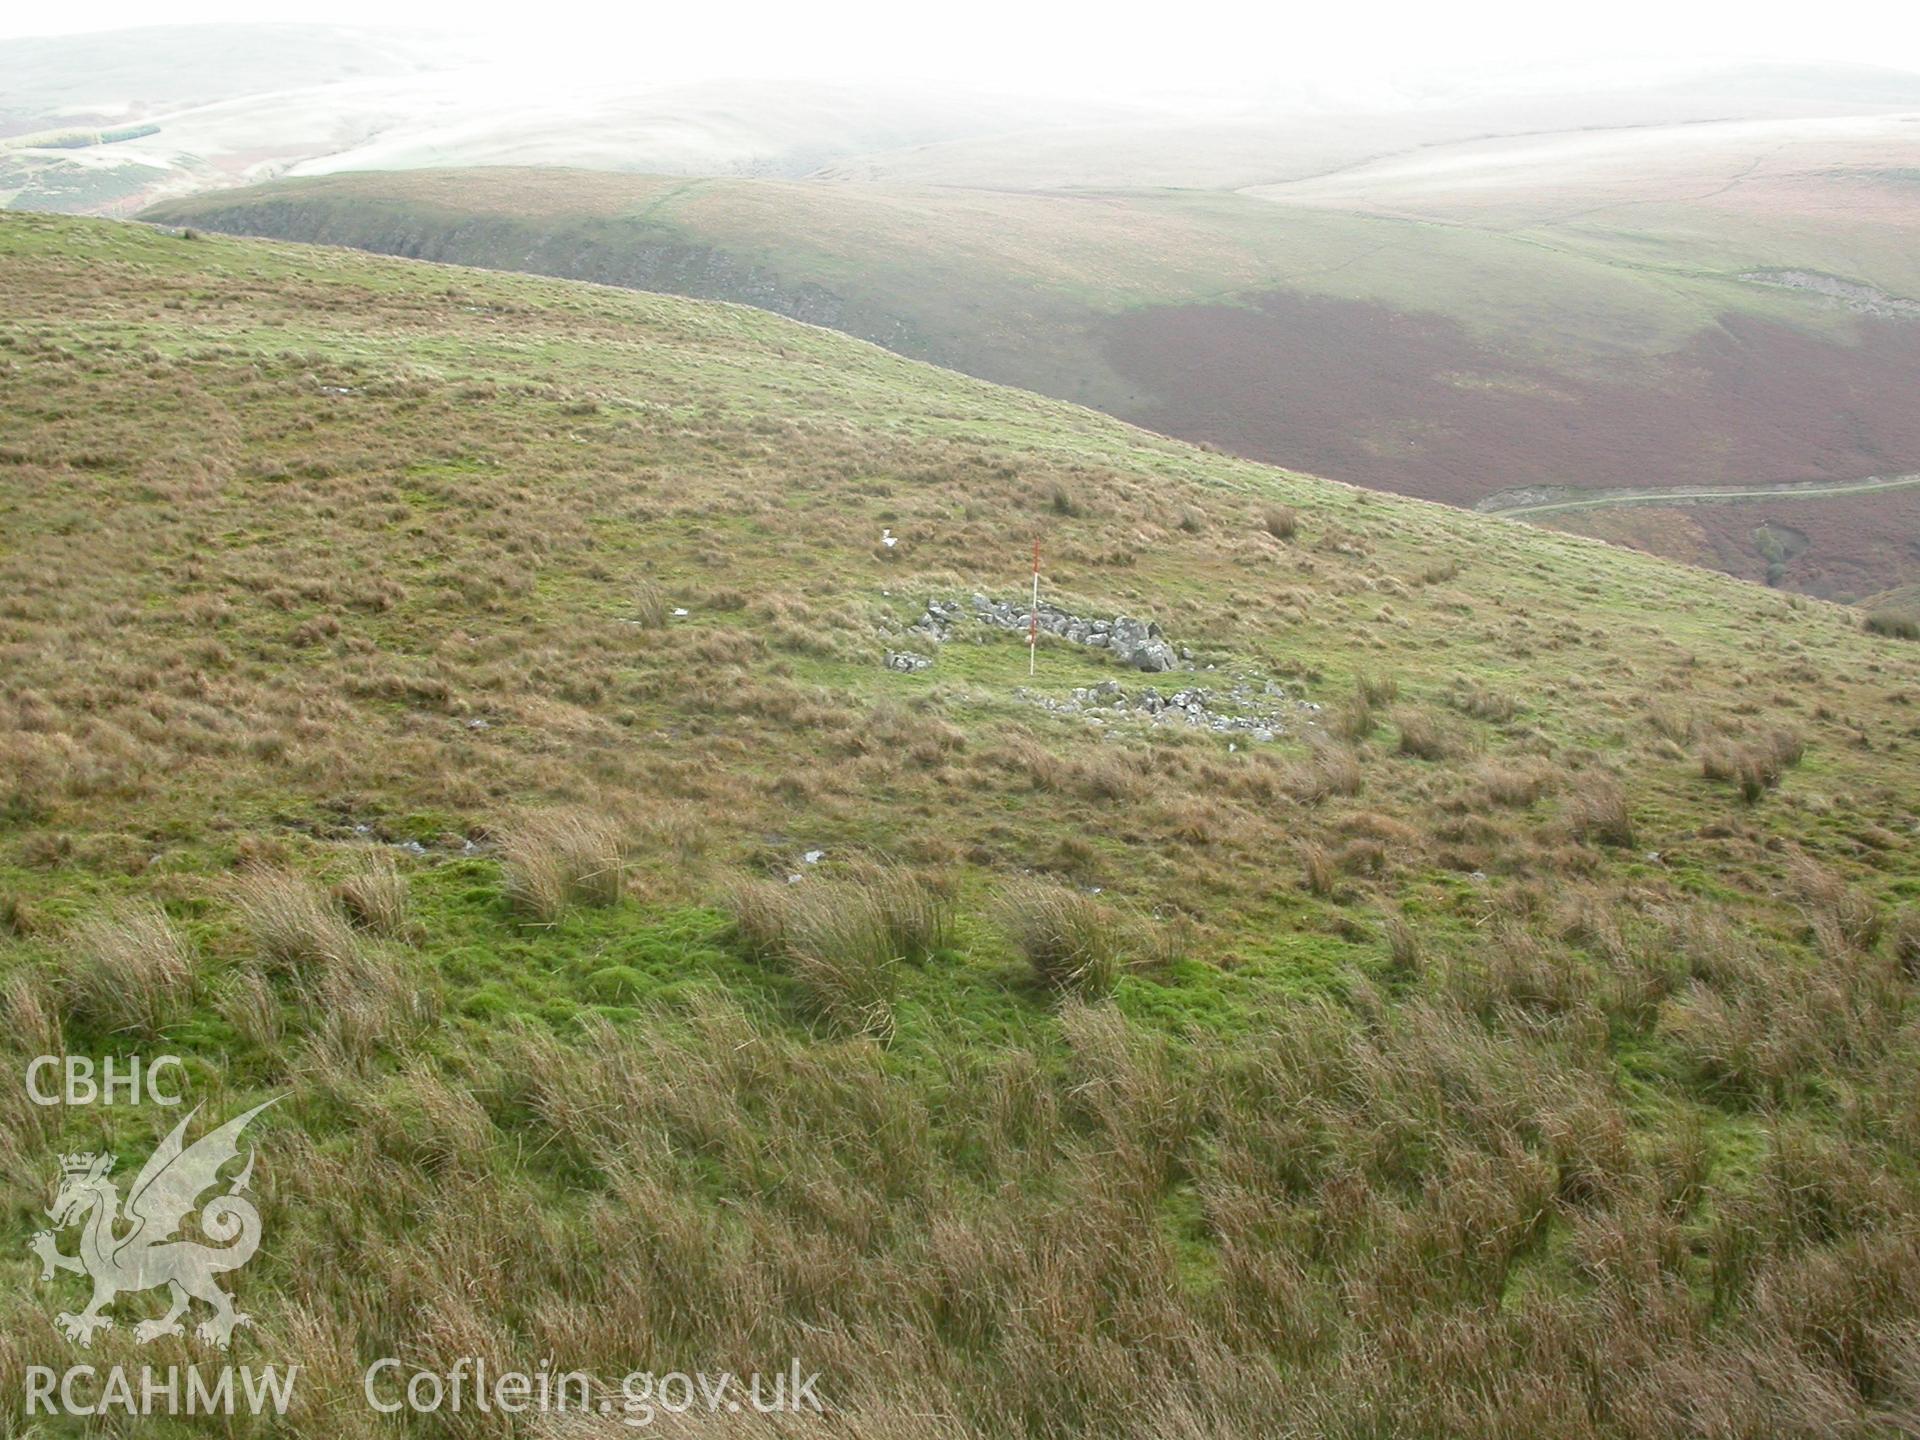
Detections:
1018,676,1322,741
907,594,1183,672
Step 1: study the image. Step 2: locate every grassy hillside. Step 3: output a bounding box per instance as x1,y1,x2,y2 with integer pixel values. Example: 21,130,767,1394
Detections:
1862,584,1920,637
3,211,1920,1436
145,140,1920,600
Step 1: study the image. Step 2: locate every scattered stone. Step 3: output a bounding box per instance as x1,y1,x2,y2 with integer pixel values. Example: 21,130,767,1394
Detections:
803,850,826,865
1016,674,1315,739
885,650,934,672
1740,270,1920,320
909,599,968,642
907,595,1184,671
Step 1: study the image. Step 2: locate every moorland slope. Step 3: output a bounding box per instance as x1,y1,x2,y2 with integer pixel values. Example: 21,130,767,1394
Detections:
2,212,1919,1436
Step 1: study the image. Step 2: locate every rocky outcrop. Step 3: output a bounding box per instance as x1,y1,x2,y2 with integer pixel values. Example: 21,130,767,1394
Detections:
1739,270,1920,320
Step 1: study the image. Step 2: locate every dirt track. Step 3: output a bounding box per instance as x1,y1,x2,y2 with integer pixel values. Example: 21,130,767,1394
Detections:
1479,471,1920,518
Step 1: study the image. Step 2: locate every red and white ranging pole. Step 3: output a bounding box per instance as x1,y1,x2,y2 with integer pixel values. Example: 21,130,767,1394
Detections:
1029,539,1042,676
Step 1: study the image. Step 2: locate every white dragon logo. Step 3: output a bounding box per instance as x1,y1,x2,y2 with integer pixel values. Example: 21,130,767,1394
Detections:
28,1099,278,1348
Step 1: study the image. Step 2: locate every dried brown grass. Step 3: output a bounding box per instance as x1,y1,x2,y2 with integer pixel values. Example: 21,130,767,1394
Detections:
62,900,195,1035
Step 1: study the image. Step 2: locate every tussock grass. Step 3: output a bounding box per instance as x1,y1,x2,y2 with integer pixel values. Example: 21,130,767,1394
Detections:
62,901,195,1036
1656,895,1908,1105
0,892,34,937
501,809,628,922
1451,679,1518,723
1567,774,1636,848
783,897,905,1040
1471,757,1552,808
1790,857,1884,956
1301,842,1337,897
993,878,1129,998
217,970,280,1052
840,857,954,963
1329,697,1377,742
1381,913,1423,978
722,876,799,961
1446,920,1593,1019
631,580,670,627
1332,672,1402,743
333,850,415,941
1647,698,1711,746
724,862,949,1037
309,956,426,1065
1701,728,1804,801
1281,744,1363,804
1355,671,1399,708
230,865,422,1057
1262,504,1299,540
234,865,361,981
0,971,62,1062
1393,706,1457,761
1895,908,1920,980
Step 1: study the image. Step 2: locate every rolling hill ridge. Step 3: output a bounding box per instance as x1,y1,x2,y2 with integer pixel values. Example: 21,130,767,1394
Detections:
146,130,1920,601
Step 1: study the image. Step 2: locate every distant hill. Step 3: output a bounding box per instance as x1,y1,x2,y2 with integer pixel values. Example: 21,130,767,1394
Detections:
148,116,1920,599
0,23,463,213
0,22,453,135
1862,582,1920,631
0,25,1131,215
811,62,1920,189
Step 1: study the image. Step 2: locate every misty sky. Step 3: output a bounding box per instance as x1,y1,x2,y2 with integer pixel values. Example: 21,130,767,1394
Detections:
4,0,1919,102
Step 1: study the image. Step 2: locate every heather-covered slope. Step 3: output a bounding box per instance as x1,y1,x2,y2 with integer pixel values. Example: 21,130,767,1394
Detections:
2,212,1918,1437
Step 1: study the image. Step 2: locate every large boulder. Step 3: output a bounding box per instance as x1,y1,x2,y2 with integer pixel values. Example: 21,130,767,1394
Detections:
1108,616,1178,672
